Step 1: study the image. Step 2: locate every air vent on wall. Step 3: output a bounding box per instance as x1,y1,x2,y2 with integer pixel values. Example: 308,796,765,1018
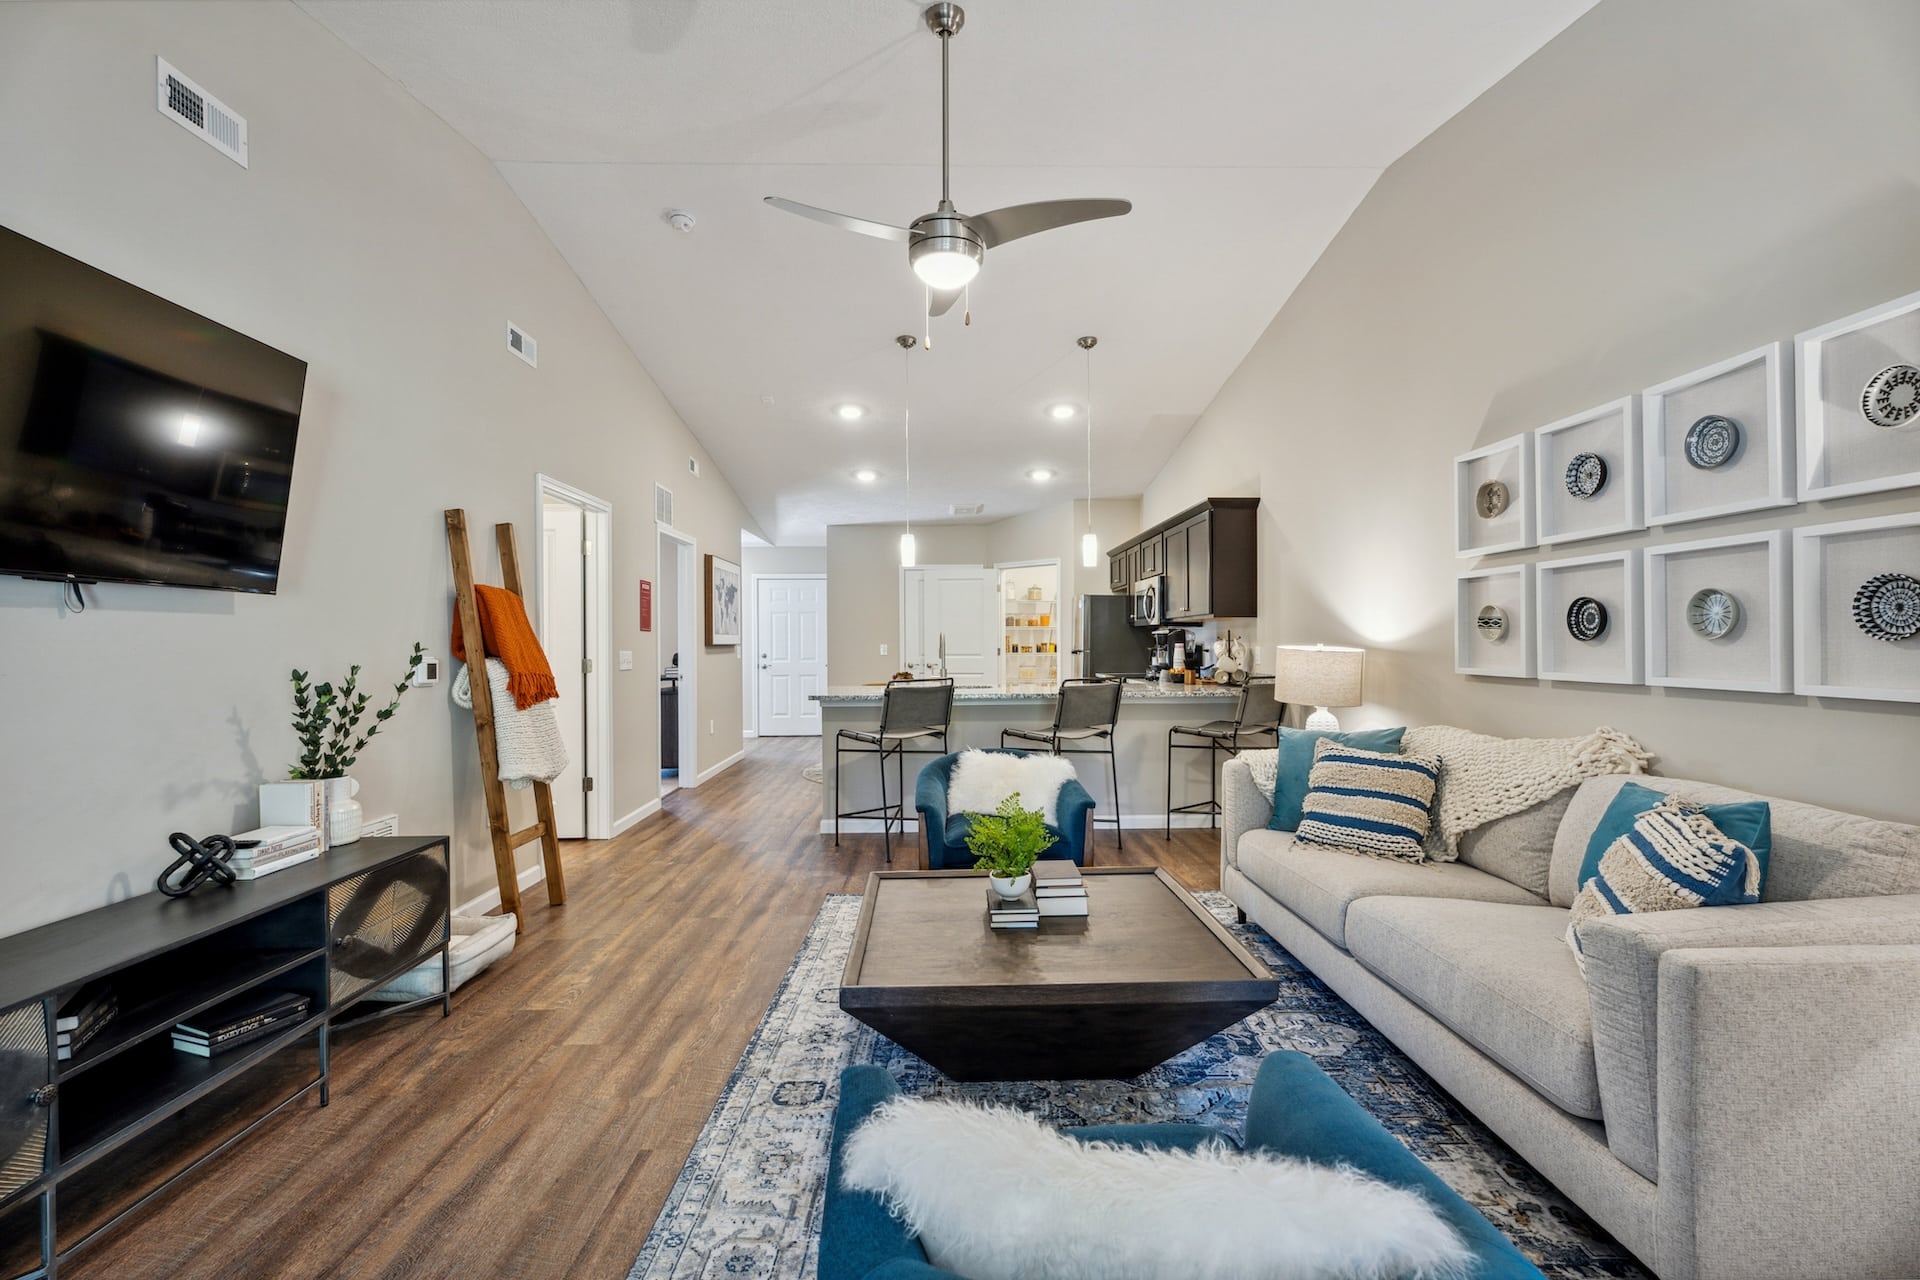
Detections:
686,456,701,477
359,813,400,840
506,322,537,367
156,58,247,168
655,483,674,526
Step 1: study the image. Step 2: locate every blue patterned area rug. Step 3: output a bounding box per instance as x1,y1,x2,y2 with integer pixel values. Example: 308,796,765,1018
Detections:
628,893,1650,1280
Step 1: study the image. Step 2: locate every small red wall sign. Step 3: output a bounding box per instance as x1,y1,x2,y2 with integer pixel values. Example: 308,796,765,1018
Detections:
639,579,653,632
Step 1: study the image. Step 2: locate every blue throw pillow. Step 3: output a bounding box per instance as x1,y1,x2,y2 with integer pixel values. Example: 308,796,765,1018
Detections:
1579,780,1771,893
1267,726,1407,832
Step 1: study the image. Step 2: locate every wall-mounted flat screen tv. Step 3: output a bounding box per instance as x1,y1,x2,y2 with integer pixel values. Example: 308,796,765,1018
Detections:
0,224,307,593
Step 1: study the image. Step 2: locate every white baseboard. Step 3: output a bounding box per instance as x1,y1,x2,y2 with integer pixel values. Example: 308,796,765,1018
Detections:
613,800,659,836
692,748,746,786
743,729,758,739
818,812,1218,835
456,862,548,919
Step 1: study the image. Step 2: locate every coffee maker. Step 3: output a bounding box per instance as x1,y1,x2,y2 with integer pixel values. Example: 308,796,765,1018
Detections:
1148,627,1191,679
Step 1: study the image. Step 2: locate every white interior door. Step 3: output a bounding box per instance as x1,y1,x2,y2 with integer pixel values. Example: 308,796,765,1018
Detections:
540,501,587,837
901,566,995,685
756,576,827,736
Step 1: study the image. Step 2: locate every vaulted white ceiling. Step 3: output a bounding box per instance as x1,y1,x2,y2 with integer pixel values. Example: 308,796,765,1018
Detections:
299,0,1594,544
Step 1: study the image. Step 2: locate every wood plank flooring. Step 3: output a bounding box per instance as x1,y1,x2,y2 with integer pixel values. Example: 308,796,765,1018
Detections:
63,737,1223,1280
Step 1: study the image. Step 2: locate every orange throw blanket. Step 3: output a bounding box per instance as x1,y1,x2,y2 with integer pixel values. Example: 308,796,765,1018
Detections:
451,584,559,710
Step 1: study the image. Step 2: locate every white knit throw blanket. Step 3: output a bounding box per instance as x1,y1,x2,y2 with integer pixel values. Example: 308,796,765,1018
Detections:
452,659,569,790
1239,724,1653,859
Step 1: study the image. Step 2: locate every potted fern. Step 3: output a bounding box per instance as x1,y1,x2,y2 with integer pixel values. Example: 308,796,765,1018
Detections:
964,792,1059,899
287,643,425,845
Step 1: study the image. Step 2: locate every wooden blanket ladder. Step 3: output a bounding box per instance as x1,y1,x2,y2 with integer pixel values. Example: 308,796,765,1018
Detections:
445,508,566,932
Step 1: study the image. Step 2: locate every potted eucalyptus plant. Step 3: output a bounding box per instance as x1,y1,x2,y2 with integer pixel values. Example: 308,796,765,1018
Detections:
287,643,425,845
965,792,1059,899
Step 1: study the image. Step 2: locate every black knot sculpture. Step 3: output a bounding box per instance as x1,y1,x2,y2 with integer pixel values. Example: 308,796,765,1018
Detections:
156,832,240,898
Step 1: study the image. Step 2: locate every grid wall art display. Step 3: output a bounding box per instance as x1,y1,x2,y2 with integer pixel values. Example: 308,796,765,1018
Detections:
1644,532,1790,694
1455,566,1535,679
1534,398,1643,546
1793,513,1920,704
1535,551,1643,685
1454,433,1534,558
1643,342,1794,525
1797,288,1920,501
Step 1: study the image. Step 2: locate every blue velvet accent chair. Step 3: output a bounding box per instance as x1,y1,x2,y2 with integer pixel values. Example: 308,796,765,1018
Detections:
820,1051,1548,1280
913,749,1095,870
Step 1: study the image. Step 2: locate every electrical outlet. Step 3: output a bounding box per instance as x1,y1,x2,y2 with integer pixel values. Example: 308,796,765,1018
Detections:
618,650,633,671
879,643,889,656
1253,645,1264,669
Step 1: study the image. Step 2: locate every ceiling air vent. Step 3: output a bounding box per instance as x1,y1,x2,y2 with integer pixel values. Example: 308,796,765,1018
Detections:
156,58,247,168
506,322,537,367
950,503,985,517
655,483,674,526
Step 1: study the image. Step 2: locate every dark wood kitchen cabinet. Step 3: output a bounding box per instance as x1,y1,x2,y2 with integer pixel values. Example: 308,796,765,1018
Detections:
1108,498,1257,620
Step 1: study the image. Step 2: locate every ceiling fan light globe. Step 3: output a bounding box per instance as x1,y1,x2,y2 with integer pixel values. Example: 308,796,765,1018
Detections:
910,246,980,291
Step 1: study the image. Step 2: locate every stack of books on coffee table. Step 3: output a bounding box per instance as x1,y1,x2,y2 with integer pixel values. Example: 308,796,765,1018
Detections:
1032,860,1089,918
985,885,1040,930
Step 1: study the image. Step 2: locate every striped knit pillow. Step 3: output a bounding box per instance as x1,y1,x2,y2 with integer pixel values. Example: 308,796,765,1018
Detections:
1294,739,1441,863
1567,798,1761,972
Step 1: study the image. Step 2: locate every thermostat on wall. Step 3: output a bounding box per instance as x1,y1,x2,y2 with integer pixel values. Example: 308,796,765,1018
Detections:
410,655,441,687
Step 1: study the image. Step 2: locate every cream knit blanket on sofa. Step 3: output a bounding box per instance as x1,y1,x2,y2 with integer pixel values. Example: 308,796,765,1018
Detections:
1241,724,1652,859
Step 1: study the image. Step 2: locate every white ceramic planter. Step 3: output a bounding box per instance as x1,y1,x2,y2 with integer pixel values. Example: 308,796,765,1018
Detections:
988,873,1032,900
325,776,363,846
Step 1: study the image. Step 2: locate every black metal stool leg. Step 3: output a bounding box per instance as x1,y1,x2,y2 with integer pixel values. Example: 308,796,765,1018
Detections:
1108,739,1124,850
833,737,844,847
878,742,894,865
1210,739,1220,829
1165,727,1175,840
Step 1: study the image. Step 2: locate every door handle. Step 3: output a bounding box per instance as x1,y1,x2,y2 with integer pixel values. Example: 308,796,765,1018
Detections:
761,664,770,670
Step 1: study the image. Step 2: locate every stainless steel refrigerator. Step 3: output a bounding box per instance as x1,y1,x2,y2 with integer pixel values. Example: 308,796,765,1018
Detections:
1076,594,1152,678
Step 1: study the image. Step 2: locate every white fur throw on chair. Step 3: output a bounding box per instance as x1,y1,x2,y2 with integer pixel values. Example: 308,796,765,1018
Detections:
842,1096,1471,1280
945,749,1080,827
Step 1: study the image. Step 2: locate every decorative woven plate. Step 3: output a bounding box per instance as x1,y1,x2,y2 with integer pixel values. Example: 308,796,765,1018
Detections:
1853,572,1920,642
1475,480,1510,519
1686,588,1739,639
1564,452,1608,498
1475,605,1508,640
1566,596,1609,642
1684,415,1741,468
1862,365,1920,429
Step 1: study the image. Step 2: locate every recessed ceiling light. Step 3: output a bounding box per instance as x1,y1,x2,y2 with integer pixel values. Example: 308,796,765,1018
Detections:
852,468,878,483
1028,468,1055,483
835,403,865,421
1049,404,1076,421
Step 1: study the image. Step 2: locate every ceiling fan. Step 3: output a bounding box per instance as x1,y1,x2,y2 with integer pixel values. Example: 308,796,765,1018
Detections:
764,3,1131,318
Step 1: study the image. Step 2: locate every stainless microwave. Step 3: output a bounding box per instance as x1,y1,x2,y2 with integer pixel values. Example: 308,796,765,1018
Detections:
1130,576,1164,626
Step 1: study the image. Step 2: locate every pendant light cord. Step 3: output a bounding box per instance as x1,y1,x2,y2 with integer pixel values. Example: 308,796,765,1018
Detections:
903,341,913,547
1084,344,1094,535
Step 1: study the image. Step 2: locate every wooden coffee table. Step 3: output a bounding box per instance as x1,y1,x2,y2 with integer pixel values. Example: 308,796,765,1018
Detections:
839,866,1277,1081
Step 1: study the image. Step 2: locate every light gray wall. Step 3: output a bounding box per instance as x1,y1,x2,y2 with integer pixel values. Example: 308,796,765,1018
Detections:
1144,0,1920,822
0,1,752,933
740,544,828,732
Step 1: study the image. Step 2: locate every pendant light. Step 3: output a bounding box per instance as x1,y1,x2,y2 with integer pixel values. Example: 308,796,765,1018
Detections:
1078,335,1099,568
896,334,918,567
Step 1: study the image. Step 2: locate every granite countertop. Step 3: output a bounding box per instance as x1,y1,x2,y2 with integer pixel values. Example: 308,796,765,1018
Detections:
812,683,1241,705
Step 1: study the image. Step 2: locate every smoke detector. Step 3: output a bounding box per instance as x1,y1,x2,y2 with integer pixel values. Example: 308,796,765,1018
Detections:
664,209,696,233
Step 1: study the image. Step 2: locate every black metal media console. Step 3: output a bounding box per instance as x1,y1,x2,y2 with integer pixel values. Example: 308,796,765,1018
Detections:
0,836,452,1277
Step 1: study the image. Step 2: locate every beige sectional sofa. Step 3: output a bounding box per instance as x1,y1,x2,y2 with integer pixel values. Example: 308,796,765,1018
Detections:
1219,760,1920,1280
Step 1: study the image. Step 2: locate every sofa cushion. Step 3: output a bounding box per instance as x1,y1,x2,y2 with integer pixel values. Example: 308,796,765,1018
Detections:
1237,828,1544,950
1345,898,1602,1120
1456,788,1572,899
1266,725,1407,832
1295,739,1443,863
1550,775,1920,907
1578,780,1773,894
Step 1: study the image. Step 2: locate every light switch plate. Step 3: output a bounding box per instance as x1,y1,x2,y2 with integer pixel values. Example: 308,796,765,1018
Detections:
879,643,889,656
618,650,633,671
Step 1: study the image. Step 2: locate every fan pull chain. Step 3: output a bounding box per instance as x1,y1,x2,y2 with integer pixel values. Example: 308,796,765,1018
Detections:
964,283,971,326
924,285,933,351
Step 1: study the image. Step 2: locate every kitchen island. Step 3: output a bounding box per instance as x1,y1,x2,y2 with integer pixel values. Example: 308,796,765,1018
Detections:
812,683,1248,849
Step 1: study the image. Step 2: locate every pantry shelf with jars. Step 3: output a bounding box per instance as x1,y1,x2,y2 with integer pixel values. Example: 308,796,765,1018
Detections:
1002,587,1060,691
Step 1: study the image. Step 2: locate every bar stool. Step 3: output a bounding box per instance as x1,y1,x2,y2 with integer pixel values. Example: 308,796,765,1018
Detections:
834,677,955,863
1165,676,1282,838
999,677,1126,851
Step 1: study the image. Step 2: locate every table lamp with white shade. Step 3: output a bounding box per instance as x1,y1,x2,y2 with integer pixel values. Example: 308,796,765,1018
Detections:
1275,644,1366,731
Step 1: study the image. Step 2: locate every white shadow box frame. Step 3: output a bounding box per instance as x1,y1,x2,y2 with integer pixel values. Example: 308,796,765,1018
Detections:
1454,433,1534,558
1534,398,1643,546
1644,531,1789,693
1643,343,1794,525
1456,565,1535,678
1793,512,1920,703
1797,288,1920,500
1536,550,1643,685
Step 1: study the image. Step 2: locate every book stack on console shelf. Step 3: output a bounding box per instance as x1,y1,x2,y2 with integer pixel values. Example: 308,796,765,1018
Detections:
56,980,117,1062
1032,859,1089,918
986,885,1040,930
172,989,312,1059
229,825,322,880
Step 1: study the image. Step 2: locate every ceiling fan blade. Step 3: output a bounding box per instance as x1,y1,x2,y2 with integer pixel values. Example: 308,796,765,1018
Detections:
763,196,910,242
927,287,963,318
970,199,1131,248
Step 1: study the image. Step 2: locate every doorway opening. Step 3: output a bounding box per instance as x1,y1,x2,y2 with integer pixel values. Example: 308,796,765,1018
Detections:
754,574,827,736
533,474,612,839
995,559,1063,692
657,522,698,798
